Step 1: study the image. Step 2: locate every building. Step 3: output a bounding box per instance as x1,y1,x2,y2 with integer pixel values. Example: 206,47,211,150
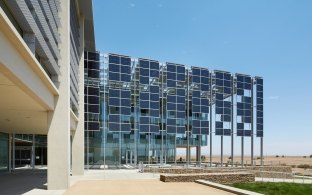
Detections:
84,52,264,169
0,0,95,190
0,0,264,190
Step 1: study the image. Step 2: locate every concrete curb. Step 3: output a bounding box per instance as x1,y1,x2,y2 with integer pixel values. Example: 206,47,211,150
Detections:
195,180,263,195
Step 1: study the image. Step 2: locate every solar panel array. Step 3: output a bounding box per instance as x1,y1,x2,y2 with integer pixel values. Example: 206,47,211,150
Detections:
214,71,232,136
166,63,186,134
101,54,264,138
84,51,100,131
139,59,160,133
191,67,210,135
107,54,132,132
256,77,264,137
236,74,252,136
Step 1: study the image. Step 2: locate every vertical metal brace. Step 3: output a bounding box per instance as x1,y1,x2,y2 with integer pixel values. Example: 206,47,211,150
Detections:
231,75,234,166
241,136,244,167
209,71,213,167
221,135,223,167
9,134,12,172
161,63,164,166
12,134,15,171
251,78,254,166
187,69,190,167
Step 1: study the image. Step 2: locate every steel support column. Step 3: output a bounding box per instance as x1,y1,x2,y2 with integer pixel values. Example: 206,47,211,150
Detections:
261,137,263,166
231,75,234,166
221,135,223,167
12,134,15,171
241,136,244,167
251,79,254,167
209,73,213,167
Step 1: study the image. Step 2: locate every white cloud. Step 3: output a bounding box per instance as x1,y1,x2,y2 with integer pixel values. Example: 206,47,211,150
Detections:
267,96,280,100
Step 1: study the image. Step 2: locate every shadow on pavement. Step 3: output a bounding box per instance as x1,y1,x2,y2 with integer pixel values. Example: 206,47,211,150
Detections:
0,169,47,195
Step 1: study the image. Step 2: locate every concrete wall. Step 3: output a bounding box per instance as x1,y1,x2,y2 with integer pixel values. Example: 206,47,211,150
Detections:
160,172,255,184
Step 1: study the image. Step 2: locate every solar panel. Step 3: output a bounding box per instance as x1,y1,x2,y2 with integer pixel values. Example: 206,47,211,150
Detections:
214,71,232,136
166,63,186,134
235,74,252,137
190,67,210,135
256,77,264,137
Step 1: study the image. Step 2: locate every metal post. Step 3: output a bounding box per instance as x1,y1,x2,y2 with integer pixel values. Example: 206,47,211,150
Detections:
251,79,254,166
174,134,177,165
8,134,12,172
103,59,106,170
221,136,223,167
209,72,213,167
241,136,244,167
103,129,106,170
186,69,190,167
198,135,201,166
161,127,164,165
161,64,164,166
32,134,35,169
148,133,150,165
12,134,15,171
134,131,138,168
260,137,263,166
231,75,234,166
119,132,122,169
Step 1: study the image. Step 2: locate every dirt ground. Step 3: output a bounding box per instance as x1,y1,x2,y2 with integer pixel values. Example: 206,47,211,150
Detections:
178,155,312,176
177,155,312,166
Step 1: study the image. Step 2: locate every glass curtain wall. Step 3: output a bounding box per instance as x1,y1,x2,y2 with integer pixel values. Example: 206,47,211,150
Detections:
0,133,9,172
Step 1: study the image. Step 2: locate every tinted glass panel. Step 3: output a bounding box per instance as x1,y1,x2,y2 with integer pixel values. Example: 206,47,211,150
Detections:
109,98,119,106
121,124,131,132
109,123,119,131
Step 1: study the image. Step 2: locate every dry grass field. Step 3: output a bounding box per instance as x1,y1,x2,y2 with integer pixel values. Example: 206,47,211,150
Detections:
176,155,312,176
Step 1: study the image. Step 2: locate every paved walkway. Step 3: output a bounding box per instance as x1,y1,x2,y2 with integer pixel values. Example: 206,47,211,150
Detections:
64,179,233,195
71,169,160,185
0,169,50,195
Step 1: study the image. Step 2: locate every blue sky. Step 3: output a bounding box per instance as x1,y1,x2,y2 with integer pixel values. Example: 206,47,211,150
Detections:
93,0,312,155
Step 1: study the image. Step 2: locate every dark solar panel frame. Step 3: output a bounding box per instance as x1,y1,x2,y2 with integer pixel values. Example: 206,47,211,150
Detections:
191,66,210,135
214,71,232,136
235,74,252,137
107,54,132,132
138,59,161,134
166,63,186,134
256,77,263,137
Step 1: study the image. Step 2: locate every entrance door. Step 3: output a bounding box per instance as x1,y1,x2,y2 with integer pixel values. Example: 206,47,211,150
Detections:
15,146,31,167
126,150,134,165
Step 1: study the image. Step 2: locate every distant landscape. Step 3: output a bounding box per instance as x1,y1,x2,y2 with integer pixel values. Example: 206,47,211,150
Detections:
176,155,312,176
